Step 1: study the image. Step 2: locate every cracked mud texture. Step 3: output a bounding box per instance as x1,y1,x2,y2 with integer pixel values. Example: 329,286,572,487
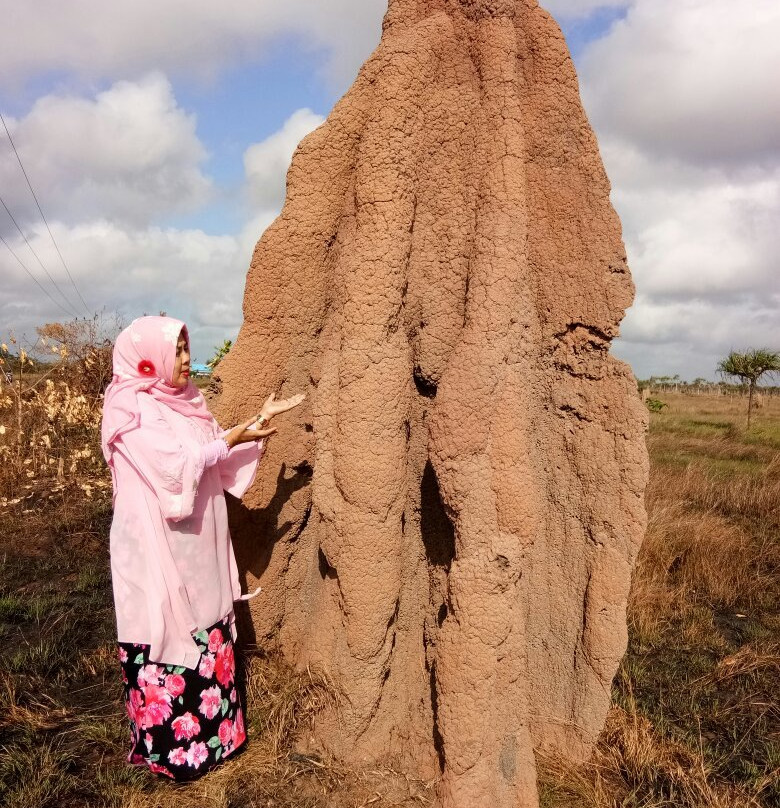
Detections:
214,1,649,805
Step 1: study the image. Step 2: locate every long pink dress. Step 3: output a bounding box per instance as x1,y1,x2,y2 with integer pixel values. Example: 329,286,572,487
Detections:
102,315,263,780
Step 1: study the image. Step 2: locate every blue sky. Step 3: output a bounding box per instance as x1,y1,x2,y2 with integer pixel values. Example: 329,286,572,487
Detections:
1,1,778,378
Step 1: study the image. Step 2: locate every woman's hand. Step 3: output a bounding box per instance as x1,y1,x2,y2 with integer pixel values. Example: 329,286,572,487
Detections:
258,391,306,422
224,417,277,449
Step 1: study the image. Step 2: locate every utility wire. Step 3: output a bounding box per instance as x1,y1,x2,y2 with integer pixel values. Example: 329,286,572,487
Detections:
0,193,81,318
0,232,79,318
0,110,91,315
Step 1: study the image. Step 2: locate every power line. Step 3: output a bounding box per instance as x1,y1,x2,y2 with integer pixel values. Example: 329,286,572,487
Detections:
0,232,80,319
0,194,81,318
0,110,91,315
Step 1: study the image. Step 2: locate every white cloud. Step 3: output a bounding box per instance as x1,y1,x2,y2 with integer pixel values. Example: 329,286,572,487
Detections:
578,1,780,379
1,107,309,366
0,0,387,93
605,144,780,303
613,293,779,380
3,0,778,385
244,108,325,211
1,218,245,363
0,74,210,230
582,0,780,164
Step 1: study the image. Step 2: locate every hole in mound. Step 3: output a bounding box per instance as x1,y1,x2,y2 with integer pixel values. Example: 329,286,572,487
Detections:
421,461,455,569
414,369,438,399
318,547,337,580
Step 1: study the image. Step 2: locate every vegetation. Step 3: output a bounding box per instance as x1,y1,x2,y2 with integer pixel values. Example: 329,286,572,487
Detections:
645,398,667,414
540,392,780,808
207,339,233,372
1,321,778,806
717,349,780,428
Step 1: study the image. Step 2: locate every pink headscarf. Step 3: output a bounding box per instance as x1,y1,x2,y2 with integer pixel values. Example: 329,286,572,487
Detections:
101,316,217,464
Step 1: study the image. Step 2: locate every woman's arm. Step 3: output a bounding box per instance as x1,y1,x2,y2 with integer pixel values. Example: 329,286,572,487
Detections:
223,417,276,448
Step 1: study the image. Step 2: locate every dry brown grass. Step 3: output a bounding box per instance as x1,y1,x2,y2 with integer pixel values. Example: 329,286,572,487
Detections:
3,351,779,808
539,702,760,808
539,392,780,808
631,475,780,645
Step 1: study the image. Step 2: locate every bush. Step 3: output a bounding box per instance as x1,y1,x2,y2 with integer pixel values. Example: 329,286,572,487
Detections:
646,398,668,413
0,317,120,505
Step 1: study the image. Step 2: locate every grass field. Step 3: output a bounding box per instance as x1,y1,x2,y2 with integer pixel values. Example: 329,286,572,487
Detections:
541,393,780,808
1,391,778,807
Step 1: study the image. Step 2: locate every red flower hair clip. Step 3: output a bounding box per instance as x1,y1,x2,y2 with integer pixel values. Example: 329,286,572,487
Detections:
137,360,156,376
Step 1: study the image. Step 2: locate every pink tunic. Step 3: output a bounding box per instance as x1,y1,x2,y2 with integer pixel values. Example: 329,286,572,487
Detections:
109,393,262,669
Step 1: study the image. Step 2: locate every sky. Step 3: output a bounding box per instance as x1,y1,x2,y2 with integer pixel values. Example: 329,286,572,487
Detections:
1,0,778,380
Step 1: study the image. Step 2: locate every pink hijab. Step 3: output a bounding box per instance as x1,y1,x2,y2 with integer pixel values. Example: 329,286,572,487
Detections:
101,316,217,464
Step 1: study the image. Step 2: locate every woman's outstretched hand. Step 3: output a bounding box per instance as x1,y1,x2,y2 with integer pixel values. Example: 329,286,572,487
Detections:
258,391,306,422
224,391,305,449
224,418,277,449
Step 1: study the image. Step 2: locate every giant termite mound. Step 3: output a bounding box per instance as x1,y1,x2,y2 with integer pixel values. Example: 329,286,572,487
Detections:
214,0,649,805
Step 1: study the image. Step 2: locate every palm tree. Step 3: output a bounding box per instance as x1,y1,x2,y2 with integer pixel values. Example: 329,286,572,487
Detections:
717,349,780,428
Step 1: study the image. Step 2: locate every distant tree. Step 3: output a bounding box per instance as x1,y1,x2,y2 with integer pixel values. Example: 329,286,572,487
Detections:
717,349,780,428
206,339,233,372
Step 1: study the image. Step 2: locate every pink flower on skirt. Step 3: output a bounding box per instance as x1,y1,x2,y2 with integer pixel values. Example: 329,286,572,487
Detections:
164,673,186,698
198,653,215,679
118,647,128,663
126,688,144,726
186,741,209,768
232,709,246,749
137,663,165,687
218,718,233,748
140,685,173,728
214,642,235,688
168,747,188,766
199,685,222,720
149,762,174,778
207,628,223,653
171,712,201,741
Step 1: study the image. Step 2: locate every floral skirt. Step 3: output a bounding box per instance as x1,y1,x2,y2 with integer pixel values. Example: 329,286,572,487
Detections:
118,615,246,781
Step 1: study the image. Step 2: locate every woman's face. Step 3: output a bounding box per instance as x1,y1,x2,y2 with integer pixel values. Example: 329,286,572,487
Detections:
171,331,191,388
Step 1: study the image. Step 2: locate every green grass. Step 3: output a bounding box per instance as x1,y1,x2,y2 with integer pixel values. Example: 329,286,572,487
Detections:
0,733,78,808
743,421,780,450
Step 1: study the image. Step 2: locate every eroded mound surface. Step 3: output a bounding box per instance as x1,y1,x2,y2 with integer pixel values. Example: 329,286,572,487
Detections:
216,1,648,805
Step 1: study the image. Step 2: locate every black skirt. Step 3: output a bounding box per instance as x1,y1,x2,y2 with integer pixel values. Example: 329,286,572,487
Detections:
118,614,246,781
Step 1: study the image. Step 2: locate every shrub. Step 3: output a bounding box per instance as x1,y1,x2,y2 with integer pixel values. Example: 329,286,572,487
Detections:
646,398,668,413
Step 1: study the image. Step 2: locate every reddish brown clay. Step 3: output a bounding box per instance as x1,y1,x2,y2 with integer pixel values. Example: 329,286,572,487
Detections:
215,1,649,805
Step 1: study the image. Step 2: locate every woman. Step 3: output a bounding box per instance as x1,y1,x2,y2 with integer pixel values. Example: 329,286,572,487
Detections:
101,315,303,780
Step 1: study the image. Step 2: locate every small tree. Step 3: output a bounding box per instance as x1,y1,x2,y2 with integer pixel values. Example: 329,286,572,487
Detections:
37,313,122,399
206,339,233,372
717,349,780,428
